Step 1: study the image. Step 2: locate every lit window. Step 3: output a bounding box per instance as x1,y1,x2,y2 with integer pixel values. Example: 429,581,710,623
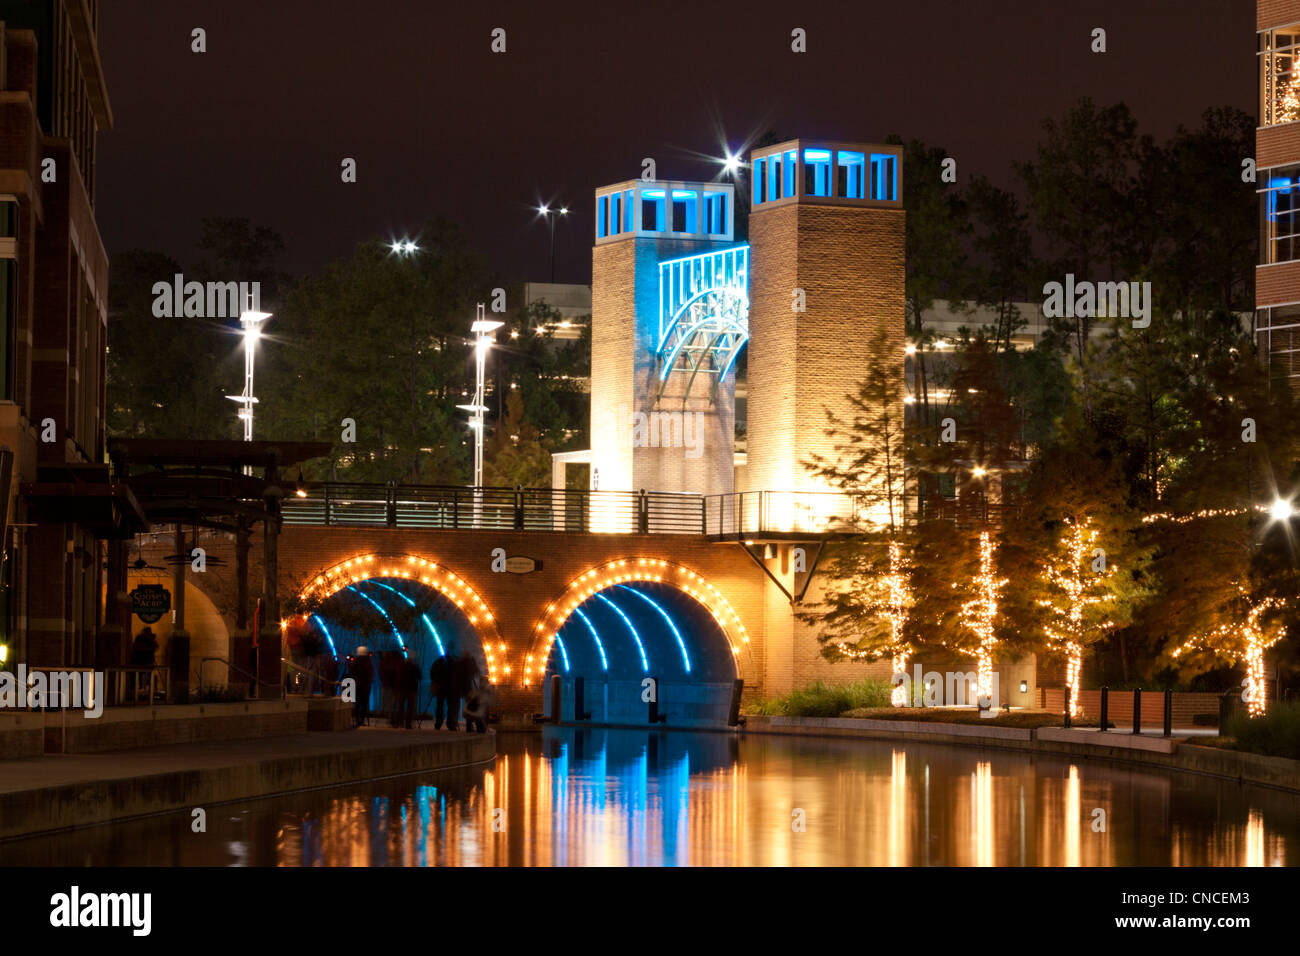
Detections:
596,196,608,238
1260,24,1300,126
623,190,634,231
803,149,831,197
870,153,898,201
1260,164,1300,264
642,190,666,231
783,150,797,197
705,192,727,234
753,158,767,205
610,192,621,234
837,151,866,198
672,190,697,233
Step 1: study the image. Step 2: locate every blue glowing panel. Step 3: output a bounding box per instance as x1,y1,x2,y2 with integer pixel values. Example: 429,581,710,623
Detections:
554,635,570,672
597,195,608,238
364,579,445,655
783,149,797,197
753,157,766,205
610,193,621,235
623,189,634,231
310,614,338,657
346,585,406,651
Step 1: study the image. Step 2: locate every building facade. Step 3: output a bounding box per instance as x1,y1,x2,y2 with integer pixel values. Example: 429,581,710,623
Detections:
0,0,121,670
1258,2,1300,386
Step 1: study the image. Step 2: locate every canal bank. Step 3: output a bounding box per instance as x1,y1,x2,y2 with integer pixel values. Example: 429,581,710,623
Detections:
0,727,495,840
741,715,1300,793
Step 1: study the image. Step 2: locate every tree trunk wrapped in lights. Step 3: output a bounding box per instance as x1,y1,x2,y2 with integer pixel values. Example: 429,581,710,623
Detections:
1175,591,1286,717
959,531,1006,710
1038,517,1118,719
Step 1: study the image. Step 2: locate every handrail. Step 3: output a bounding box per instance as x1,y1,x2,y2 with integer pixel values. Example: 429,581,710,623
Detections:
198,655,281,690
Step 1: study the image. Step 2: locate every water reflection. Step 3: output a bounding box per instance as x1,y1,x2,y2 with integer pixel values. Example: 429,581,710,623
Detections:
2,727,1296,866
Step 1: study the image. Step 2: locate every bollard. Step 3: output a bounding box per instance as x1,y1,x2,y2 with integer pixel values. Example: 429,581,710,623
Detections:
549,674,562,724
647,676,667,724
573,675,591,721
1163,688,1173,737
1063,685,1072,729
1099,686,1109,732
727,678,745,727
1132,688,1142,735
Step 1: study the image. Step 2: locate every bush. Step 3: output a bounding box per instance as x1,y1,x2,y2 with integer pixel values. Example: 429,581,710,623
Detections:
1223,702,1300,759
749,679,893,717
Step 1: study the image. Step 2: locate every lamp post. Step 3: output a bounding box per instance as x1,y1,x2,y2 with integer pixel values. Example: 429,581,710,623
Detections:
538,204,568,283
458,304,504,527
224,300,271,441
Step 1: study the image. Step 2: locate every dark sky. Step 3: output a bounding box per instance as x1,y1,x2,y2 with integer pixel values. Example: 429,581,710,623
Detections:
96,0,1253,284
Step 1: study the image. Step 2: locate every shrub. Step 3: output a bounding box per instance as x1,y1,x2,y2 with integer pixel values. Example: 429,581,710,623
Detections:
1223,702,1300,760
749,679,893,717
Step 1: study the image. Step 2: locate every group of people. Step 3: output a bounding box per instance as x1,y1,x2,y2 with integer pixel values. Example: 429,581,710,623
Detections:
345,648,489,733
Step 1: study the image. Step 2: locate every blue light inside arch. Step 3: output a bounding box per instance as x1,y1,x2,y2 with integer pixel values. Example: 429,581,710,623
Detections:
572,606,608,670
346,585,406,652
615,584,690,674
310,614,338,658
554,635,570,672
362,578,446,656
593,591,648,673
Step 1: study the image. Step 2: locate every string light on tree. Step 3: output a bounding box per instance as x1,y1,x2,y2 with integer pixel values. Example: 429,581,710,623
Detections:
959,531,1006,711
1175,589,1285,717
1038,517,1117,719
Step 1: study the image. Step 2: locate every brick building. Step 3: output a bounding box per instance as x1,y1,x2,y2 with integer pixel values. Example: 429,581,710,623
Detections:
1258,1,1300,385
0,1,132,671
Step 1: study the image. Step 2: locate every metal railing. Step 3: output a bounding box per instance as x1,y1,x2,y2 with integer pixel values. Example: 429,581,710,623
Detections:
704,490,877,538
281,483,706,535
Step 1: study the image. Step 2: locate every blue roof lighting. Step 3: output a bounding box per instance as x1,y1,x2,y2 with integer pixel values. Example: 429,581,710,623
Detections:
615,584,691,673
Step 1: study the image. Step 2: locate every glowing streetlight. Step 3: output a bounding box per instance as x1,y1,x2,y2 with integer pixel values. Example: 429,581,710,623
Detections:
458,304,504,525
1270,497,1296,522
390,239,418,255
721,151,742,175
537,203,568,283
225,299,270,441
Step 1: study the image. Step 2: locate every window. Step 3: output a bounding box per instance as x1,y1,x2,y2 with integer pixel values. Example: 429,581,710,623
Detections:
642,190,666,231
782,150,797,197
753,158,767,205
705,192,727,234
1260,24,1300,126
0,201,14,238
1257,304,1300,386
623,190,634,231
1260,165,1300,264
671,191,697,232
0,258,13,401
837,151,866,198
596,196,609,238
610,193,621,234
803,148,832,196
870,153,898,201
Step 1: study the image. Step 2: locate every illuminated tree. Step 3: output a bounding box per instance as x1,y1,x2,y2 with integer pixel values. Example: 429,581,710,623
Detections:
1174,590,1286,717
958,531,1006,708
1038,517,1119,718
1279,57,1300,123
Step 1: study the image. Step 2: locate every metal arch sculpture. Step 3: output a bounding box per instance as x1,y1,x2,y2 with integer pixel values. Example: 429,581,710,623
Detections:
655,245,749,404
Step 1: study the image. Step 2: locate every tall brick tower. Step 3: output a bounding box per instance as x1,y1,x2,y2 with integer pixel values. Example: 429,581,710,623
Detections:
589,180,739,502
743,140,905,513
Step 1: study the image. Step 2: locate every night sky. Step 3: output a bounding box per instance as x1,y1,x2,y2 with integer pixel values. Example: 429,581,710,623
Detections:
96,0,1252,283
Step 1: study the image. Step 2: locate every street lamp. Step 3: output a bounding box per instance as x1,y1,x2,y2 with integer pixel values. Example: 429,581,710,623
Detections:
390,239,418,255
537,204,568,283
458,304,504,526
224,299,271,441
1269,496,1296,523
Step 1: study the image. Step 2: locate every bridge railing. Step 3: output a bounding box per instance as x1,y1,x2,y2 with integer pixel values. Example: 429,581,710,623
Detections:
704,490,877,538
281,483,707,534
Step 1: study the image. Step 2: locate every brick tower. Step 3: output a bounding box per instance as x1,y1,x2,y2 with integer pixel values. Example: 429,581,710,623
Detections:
743,140,906,514
589,179,739,502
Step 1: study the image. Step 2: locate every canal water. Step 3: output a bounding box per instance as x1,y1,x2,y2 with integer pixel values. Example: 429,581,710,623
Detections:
3,727,1296,866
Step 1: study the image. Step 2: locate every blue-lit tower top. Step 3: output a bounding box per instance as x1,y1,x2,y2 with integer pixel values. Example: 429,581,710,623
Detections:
594,180,735,243
750,139,902,208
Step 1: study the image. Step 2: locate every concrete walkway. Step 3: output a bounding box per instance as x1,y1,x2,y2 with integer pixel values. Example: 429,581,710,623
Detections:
0,726,495,839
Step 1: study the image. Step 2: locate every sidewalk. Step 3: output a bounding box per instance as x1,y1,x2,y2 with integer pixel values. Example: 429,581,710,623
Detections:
0,726,495,839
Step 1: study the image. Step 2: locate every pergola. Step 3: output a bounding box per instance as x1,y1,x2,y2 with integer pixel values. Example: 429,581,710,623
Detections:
105,439,332,697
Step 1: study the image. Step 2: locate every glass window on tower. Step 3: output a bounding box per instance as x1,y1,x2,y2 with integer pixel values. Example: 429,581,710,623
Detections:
1260,164,1300,264
836,151,866,198
803,149,832,197
1260,24,1300,126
